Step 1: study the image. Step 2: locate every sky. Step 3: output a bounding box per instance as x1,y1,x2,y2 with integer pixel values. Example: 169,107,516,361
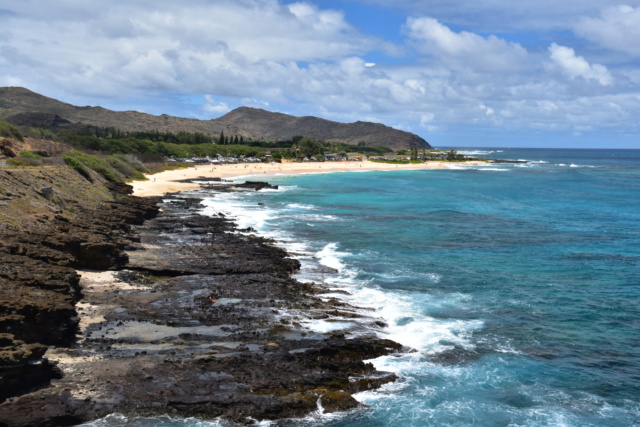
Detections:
1,1,640,148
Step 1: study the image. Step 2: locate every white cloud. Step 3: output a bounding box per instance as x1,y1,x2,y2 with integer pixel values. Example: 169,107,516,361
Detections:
548,43,613,86
480,104,495,116
0,0,381,97
203,95,231,115
0,74,27,87
405,17,530,72
120,49,180,89
575,5,640,57
358,0,632,31
0,0,639,144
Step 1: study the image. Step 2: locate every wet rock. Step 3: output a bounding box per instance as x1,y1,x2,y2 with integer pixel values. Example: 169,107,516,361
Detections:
0,335,62,402
234,181,278,191
0,190,401,426
0,174,160,408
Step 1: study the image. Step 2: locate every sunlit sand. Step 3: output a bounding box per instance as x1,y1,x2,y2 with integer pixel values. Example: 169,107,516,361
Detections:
132,160,486,197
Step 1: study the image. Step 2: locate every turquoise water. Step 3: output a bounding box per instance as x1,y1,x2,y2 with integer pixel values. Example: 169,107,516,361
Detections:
87,148,640,426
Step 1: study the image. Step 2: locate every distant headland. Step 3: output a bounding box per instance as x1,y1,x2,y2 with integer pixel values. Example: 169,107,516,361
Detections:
0,87,430,151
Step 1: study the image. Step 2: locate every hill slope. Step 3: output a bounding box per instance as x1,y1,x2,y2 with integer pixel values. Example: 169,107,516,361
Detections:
0,87,430,150
215,107,430,149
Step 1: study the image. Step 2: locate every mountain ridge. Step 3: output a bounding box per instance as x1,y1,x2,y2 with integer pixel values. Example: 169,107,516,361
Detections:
0,87,430,150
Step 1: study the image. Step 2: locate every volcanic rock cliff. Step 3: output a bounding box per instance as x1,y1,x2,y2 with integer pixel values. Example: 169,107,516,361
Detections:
0,164,403,426
0,166,158,408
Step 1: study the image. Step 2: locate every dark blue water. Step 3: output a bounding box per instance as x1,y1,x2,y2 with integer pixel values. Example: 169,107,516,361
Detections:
87,148,640,426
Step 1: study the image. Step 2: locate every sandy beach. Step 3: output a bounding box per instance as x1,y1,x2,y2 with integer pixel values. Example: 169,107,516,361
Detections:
132,160,486,197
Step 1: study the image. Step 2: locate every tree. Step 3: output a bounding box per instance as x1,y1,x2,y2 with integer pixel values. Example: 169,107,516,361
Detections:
219,131,225,145
297,137,324,158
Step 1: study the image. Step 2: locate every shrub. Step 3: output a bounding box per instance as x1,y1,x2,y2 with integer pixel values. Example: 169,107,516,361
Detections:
7,157,41,167
121,154,148,172
0,121,24,141
18,151,43,160
6,151,44,167
67,150,121,182
63,156,93,182
107,156,146,181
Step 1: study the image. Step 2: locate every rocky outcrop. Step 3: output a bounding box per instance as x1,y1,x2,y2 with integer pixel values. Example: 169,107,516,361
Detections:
0,187,402,426
3,112,73,129
0,138,17,157
0,334,61,402
0,168,159,408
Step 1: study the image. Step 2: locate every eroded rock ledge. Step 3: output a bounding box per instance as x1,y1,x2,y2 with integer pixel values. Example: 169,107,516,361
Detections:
0,179,402,426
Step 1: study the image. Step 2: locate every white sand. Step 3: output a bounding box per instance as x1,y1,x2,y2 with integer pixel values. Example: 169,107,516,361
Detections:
132,160,486,197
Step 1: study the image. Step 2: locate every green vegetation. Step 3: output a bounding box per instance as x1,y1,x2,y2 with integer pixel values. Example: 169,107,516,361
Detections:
63,155,93,182
62,151,150,183
18,124,393,161
39,126,265,159
0,120,24,141
7,157,40,167
6,151,44,167
410,146,419,161
107,154,147,181
66,150,120,182
274,136,391,159
18,151,43,160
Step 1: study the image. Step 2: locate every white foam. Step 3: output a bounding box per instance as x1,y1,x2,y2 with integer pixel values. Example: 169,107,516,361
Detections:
317,243,350,272
199,187,483,360
303,320,357,333
195,183,486,408
299,243,483,371
456,150,497,156
287,203,316,210
372,270,442,284
79,413,226,426
199,192,277,231
570,164,596,168
293,213,340,222
363,289,479,352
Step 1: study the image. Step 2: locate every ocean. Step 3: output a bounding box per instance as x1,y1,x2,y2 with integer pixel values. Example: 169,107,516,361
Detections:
85,148,640,427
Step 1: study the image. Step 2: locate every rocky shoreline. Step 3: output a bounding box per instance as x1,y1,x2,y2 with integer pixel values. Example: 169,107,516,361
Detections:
0,171,402,426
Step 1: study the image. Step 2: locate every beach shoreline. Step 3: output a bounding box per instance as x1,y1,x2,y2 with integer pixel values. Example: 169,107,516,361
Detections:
132,160,487,197
0,167,404,426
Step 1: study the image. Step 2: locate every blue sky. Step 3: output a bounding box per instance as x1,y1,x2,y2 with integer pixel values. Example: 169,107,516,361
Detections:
1,0,640,148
